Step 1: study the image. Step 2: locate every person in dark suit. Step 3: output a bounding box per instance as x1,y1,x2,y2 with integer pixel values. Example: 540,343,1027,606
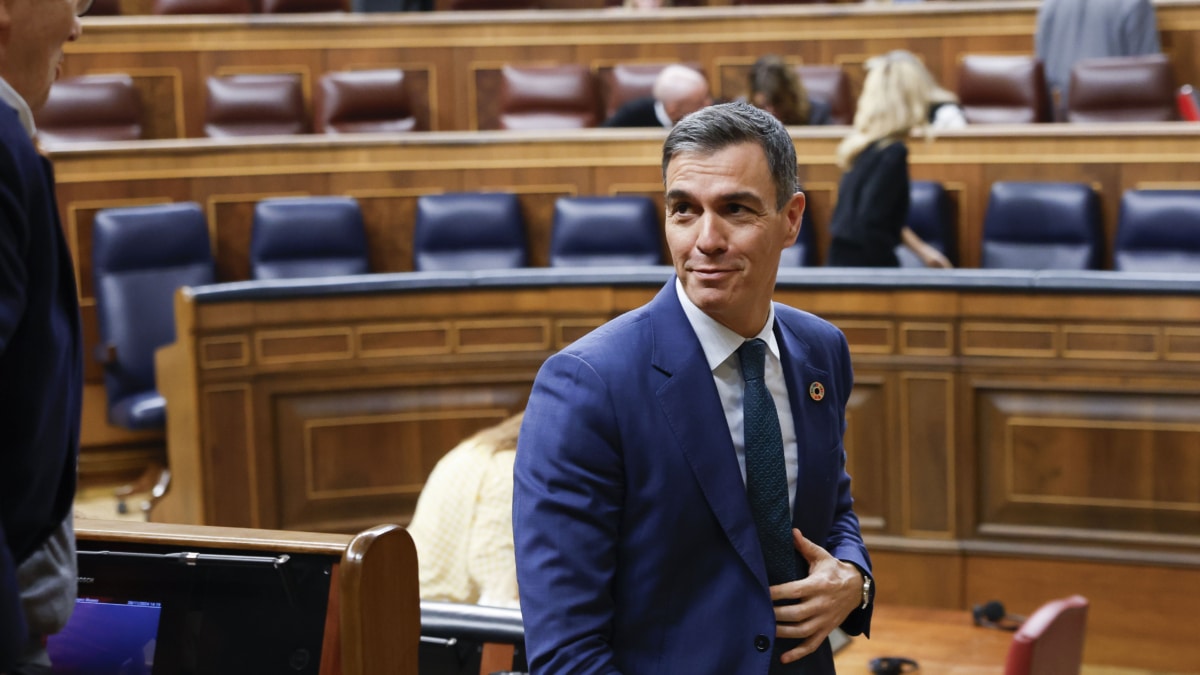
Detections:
827,51,953,268
1036,0,1161,120
1,0,88,671
601,63,711,128
514,102,873,674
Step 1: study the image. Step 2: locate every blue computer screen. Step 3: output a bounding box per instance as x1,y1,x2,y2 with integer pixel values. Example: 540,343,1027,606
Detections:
47,598,162,674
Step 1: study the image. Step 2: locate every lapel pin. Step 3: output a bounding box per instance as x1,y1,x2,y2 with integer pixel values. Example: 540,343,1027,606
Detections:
809,382,825,402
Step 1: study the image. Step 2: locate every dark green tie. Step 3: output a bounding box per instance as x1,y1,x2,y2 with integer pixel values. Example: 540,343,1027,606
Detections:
738,338,797,586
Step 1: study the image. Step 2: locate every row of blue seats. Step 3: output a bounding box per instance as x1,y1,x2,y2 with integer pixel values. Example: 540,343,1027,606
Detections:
88,184,1200,432
88,193,663,431
903,182,1200,273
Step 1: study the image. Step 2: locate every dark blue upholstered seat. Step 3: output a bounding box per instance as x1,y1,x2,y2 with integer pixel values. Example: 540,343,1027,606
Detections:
92,202,215,430
413,192,529,271
981,181,1102,270
897,180,956,268
250,197,370,280
1114,190,1200,273
549,196,662,267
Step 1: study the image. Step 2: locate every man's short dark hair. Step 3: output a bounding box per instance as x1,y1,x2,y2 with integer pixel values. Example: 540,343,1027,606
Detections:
661,101,799,211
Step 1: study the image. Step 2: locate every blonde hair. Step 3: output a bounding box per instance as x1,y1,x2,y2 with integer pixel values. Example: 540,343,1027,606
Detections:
835,50,937,169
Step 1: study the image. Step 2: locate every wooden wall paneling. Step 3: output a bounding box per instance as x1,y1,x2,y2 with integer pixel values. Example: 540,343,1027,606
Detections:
347,189,429,274
964,554,1200,672
901,371,956,537
869,548,964,609
273,378,530,532
842,373,889,535
202,384,258,527
154,301,203,525
974,380,1200,543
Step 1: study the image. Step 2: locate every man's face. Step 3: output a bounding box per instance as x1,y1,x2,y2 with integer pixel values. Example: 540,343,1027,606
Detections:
664,142,804,337
0,0,82,110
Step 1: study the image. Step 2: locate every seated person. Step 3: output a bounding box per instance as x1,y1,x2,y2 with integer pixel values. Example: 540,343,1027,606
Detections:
602,64,712,128
745,54,831,125
407,413,523,608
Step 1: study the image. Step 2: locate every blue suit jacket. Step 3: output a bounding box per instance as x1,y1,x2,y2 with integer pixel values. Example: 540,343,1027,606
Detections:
0,99,83,670
514,281,872,675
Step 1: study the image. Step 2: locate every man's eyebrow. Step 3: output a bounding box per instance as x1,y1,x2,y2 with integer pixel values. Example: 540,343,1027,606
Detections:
665,189,692,203
722,191,768,208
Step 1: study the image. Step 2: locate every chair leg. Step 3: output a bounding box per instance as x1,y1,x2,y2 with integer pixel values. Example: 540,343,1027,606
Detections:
114,461,170,515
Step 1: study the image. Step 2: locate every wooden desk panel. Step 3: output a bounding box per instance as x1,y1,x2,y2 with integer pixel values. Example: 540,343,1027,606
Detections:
147,270,1200,671
68,2,1200,135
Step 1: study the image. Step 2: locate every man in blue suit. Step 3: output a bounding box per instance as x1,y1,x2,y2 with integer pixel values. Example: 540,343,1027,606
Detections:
1,0,88,671
514,102,873,674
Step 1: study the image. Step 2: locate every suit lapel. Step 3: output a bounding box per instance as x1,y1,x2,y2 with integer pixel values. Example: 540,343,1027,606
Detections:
649,283,768,587
776,313,833,540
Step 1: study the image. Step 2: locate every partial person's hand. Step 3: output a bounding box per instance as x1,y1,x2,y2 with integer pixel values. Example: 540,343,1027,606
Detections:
768,529,864,665
921,248,953,269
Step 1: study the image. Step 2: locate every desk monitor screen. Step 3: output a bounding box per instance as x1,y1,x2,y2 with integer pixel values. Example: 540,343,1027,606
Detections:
50,544,336,675
48,598,162,673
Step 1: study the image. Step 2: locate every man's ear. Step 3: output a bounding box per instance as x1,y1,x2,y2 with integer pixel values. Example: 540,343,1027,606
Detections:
782,191,806,248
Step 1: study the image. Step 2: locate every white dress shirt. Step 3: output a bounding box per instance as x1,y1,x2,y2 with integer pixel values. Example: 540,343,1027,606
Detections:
675,279,799,510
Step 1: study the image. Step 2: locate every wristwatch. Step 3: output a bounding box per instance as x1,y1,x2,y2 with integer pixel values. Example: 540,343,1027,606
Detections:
860,573,873,610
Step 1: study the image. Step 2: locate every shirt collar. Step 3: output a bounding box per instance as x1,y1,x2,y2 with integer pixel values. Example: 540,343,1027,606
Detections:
675,277,779,372
0,76,38,139
653,100,673,128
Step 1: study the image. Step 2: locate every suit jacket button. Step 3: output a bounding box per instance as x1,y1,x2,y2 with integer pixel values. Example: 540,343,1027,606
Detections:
754,635,770,652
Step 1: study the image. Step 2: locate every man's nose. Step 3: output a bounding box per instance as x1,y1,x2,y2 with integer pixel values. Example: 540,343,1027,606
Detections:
694,211,727,251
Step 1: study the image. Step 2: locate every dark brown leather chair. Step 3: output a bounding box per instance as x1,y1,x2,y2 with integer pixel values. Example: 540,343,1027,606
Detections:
315,69,418,134
35,75,143,145
204,74,308,138
794,64,854,125
1067,54,1177,123
152,0,251,13
86,0,122,15
956,54,1050,124
1003,595,1089,675
449,0,536,8
261,0,345,11
498,64,600,131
